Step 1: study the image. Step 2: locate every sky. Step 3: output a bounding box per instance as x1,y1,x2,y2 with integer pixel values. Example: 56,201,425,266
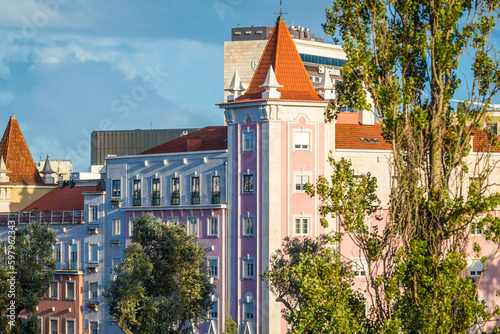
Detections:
0,0,498,172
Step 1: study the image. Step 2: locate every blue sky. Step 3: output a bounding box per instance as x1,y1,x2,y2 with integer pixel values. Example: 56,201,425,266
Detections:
0,0,498,172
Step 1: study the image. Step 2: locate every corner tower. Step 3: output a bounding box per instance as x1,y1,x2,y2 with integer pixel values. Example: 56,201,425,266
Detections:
219,15,336,334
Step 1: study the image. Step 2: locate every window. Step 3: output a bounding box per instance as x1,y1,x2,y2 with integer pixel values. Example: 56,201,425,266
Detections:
90,321,98,334
294,131,310,150
171,177,180,205
353,258,368,277
191,177,200,204
209,299,218,319
66,319,75,334
243,216,254,236
152,178,161,206
295,174,310,192
66,281,75,300
208,217,218,236
294,217,309,235
50,319,58,334
243,131,254,151
89,282,98,299
470,260,484,277
50,281,58,299
54,244,61,270
243,258,255,279
167,217,178,225
243,293,255,321
89,205,98,222
211,176,221,204
70,244,78,270
187,218,198,237
208,258,218,278
243,174,254,193
133,179,141,206
471,218,484,236
112,179,121,197
113,219,121,236
112,258,121,271
129,219,137,237
89,244,98,263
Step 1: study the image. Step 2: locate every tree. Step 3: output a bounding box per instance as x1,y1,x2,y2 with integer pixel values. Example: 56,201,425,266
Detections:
299,0,500,332
103,213,213,334
263,235,366,334
0,221,57,334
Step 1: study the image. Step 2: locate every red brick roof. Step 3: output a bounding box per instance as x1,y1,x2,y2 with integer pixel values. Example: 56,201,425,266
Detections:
139,126,227,154
22,184,99,212
0,115,45,185
336,123,392,150
237,17,323,102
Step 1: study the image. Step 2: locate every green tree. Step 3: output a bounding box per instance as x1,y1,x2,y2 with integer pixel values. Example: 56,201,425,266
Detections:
0,221,57,334
263,235,366,334
297,0,500,333
103,213,213,334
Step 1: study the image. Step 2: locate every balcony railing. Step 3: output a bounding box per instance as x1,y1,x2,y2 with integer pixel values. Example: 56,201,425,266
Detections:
55,262,61,270
69,260,78,270
171,192,180,205
152,195,161,206
133,197,141,206
0,211,85,225
211,192,221,204
190,192,200,205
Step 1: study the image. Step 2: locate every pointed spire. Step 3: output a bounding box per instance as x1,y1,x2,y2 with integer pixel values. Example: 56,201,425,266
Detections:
237,17,322,102
317,69,335,100
225,70,246,102
0,156,10,183
259,66,283,99
41,155,55,175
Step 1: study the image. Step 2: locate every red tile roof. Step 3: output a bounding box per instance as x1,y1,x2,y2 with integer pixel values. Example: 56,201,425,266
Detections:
336,124,392,150
237,17,323,102
139,126,227,155
22,184,99,212
0,115,45,185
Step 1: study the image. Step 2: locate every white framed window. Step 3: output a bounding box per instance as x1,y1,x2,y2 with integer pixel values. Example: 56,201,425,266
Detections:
53,244,62,270
209,292,218,319
208,217,218,237
112,179,121,197
112,258,121,271
243,292,255,321
243,216,254,236
352,258,368,278
208,257,219,278
66,319,75,334
294,173,311,192
470,259,485,277
129,218,138,237
187,218,198,237
243,258,255,279
66,281,75,300
89,205,98,222
69,243,78,270
49,318,58,334
294,131,310,150
243,130,255,151
112,219,121,236
294,217,309,236
89,321,98,334
166,216,178,225
470,218,485,236
243,174,254,193
38,317,43,334
89,244,98,263
49,281,58,299
89,282,98,299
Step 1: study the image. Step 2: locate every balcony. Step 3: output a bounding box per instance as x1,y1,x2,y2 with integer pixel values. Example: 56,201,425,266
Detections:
190,192,200,205
69,261,78,270
55,262,61,270
211,192,221,204
87,301,99,312
171,192,180,205
133,197,141,207
0,211,84,225
87,263,99,273
152,195,161,206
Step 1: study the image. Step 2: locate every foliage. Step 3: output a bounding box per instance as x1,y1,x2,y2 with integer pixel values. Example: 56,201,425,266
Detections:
222,317,238,334
103,213,213,334
263,235,366,334
0,221,56,334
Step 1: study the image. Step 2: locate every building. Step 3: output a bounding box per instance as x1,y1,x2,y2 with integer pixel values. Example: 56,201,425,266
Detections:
36,156,73,183
91,128,199,166
224,22,346,102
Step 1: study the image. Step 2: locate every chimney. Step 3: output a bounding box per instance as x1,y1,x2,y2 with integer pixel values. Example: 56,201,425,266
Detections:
187,138,202,151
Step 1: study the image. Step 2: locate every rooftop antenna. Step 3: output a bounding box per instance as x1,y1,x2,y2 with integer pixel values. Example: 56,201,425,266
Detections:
274,0,288,21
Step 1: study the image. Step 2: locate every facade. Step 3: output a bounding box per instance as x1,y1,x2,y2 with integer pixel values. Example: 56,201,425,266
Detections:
36,156,73,183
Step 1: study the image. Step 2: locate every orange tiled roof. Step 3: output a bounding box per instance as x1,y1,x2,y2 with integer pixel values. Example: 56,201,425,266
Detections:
139,126,227,154
22,184,99,212
336,123,392,150
0,115,45,185
237,17,323,102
